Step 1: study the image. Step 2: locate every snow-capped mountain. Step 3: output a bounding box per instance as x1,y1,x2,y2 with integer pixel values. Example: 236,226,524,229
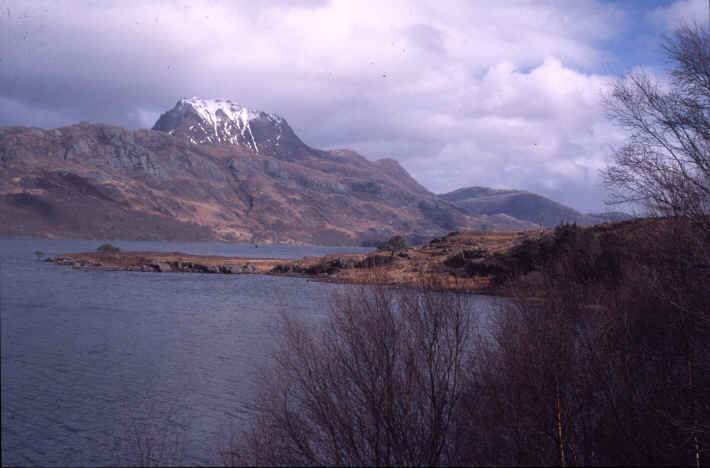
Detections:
4,97,588,244
152,97,309,160
2,120,539,244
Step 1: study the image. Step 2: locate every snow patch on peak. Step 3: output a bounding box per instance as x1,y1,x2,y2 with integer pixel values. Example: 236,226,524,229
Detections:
154,97,302,156
173,97,289,152
181,97,252,121
179,97,283,126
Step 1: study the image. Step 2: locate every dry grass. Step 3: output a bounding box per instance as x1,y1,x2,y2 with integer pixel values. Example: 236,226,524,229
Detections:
51,229,542,292
53,251,286,274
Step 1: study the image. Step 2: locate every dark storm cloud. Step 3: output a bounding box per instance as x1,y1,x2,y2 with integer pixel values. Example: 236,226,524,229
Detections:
0,0,699,212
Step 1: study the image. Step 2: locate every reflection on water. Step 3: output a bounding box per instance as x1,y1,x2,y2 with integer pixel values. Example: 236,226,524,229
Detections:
0,238,497,466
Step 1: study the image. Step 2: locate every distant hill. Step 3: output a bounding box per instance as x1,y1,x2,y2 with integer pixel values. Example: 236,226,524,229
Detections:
439,186,630,228
0,98,538,245
1,98,632,245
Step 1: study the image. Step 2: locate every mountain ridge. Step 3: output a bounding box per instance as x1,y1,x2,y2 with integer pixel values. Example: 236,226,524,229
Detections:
0,98,624,245
0,118,536,244
440,186,630,228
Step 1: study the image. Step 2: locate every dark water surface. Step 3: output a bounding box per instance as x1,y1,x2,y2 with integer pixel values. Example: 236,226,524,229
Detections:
1,238,497,466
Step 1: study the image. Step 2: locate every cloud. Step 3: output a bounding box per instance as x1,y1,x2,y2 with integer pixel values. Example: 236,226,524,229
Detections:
649,0,708,30
0,0,645,212
401,58,622,212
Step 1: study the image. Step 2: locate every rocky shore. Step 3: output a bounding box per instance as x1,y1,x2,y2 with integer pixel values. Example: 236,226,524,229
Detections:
48,229,541,293
49,251,366,276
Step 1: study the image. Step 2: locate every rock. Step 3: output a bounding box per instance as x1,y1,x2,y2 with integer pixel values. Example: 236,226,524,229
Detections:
156,262,173,272
272,264,292,273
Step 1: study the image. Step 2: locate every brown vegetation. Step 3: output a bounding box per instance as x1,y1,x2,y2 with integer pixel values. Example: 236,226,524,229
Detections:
461,216,710,466
50,251,297,274
221,282,475,466
48,222,660,294
222,216,709,466
48,229,540,292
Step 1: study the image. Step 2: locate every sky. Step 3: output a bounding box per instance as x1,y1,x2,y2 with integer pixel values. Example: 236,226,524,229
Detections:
1,0,708,212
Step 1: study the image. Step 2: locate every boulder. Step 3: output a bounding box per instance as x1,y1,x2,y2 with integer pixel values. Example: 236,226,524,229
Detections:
156,262,173,272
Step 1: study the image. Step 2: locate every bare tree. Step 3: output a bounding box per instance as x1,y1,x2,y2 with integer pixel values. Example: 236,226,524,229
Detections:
603,25,710,467
457,220,710,467
603,24,710,219
226,283,475,466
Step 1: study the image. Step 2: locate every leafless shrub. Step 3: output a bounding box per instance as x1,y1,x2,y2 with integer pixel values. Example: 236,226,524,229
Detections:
226,226,708,466
226,283,475,466
603,30,710,462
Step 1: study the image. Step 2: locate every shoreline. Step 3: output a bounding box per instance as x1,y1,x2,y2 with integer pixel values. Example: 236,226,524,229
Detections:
48,250,502,294
47,229,533,294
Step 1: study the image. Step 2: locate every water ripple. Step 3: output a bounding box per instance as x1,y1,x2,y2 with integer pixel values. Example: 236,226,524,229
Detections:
1,238,366,466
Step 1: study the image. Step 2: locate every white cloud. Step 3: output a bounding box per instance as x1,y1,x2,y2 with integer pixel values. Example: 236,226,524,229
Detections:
649,0,708,29
401,58,621,211
0,0,638,211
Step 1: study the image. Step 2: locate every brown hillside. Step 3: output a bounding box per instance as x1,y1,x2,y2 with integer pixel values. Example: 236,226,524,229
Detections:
0,123,537,244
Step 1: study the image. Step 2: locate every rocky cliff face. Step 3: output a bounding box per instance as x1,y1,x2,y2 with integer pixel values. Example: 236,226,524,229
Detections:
0,113,537,244
152,97,312,161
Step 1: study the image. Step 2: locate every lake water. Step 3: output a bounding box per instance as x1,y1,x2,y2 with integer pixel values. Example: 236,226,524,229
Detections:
0,238,498,466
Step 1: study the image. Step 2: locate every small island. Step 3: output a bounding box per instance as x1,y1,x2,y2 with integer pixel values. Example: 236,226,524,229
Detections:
49,229,541,293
